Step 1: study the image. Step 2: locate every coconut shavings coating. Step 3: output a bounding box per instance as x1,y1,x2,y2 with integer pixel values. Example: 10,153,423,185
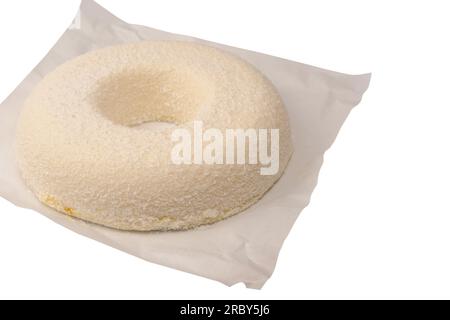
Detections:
16,41,293,231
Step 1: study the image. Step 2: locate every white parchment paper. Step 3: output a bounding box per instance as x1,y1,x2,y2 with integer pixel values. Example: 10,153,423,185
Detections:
0,0,370,288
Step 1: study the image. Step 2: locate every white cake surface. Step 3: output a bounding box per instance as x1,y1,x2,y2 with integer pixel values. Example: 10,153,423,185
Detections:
16,41,293,231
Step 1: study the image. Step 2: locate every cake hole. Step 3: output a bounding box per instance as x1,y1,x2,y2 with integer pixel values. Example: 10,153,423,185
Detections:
92,69,211,127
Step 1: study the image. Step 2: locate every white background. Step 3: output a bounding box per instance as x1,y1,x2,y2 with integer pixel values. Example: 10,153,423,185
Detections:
0,0,449,299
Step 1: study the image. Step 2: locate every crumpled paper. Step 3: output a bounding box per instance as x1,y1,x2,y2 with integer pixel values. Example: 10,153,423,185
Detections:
0,0,370,288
